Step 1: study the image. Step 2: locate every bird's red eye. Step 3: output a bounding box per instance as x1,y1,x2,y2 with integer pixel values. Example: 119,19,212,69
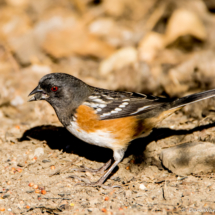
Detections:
51,86,58,92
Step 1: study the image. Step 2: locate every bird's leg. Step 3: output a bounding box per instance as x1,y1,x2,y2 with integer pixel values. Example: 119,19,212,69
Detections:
70,159,112,175
70,149,125,188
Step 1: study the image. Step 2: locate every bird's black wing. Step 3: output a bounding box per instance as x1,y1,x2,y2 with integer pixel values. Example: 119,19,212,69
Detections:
84,88,172,120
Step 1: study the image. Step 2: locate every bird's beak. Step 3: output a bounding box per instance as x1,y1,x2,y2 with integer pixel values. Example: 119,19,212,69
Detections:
28,85,48,102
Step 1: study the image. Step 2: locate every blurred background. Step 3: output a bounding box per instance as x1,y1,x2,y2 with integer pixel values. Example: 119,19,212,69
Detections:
0,0,215,127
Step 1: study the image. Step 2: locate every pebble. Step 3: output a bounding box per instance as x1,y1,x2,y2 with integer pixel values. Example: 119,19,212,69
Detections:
34,147,44,158
139,184,147,190
10,96,24,107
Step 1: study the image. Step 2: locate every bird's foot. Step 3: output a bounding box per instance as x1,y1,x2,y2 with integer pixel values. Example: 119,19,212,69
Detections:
68,175,121,189
70,159,111,175
70,166,104,175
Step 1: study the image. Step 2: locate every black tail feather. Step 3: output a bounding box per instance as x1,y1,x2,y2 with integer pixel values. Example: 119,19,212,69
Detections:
170,89,215,110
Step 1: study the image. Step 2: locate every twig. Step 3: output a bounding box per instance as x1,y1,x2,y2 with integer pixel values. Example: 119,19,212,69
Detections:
161,140,190,149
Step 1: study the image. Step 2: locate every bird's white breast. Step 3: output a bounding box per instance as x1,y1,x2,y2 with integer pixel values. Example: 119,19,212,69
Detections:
66,121,116,149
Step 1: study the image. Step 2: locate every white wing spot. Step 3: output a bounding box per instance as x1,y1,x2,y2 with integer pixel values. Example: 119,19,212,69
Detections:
115,108,122,111
102,113,111,116
111,110,118,114
99,104,107,108
83,102,90,106
122,99,130,101
119,102,129,108
93,98,106,103
103,95,114,100
72,116,76,121
96,108,102,112
90,103,100,108
131,105,151,115
83,102,99,108
89,96,99,99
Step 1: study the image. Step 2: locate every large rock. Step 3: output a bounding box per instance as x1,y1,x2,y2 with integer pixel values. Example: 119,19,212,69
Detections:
160,142,215,175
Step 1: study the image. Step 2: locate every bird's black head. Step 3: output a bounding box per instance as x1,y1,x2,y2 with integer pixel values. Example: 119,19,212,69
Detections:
29,73,92,119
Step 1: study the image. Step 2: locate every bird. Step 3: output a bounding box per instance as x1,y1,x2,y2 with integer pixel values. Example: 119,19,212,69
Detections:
29,73,215,187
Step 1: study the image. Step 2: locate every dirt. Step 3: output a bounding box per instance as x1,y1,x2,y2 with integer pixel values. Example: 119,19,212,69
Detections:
1,101,215,215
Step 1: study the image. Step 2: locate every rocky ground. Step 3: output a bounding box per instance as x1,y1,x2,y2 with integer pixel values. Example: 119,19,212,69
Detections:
0,0,215,214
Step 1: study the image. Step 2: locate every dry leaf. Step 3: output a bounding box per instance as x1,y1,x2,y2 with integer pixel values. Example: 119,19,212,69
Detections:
43,28,115,59
99,46,137,75
138,32,164,63
164,9,207,46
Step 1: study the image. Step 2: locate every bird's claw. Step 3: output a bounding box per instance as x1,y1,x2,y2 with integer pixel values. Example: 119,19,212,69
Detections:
68,175,122,189
68,175,91,184
70,166,105,175
70,159,112,175
75,182,117,189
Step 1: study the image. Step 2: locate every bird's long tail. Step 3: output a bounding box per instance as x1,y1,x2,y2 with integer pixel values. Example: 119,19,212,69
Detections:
170,89,215,110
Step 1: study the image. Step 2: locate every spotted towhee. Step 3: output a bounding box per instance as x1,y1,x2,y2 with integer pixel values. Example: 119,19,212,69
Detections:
29,73,215,187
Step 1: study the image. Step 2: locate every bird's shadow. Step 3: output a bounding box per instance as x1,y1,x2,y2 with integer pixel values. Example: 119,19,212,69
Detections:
19,122,215,164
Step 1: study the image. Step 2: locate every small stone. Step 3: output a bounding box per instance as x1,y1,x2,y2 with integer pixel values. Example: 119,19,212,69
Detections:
101,208,107,212
139,183,147,190
125,190,132,197
33,185,38,189
42,160,51,163
126,166,130,170
17,168,22,173
28,153,34,160
41,190,46,195
50,165,55,170
34,147,44,158
10,96,24,107
35,189,40,193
